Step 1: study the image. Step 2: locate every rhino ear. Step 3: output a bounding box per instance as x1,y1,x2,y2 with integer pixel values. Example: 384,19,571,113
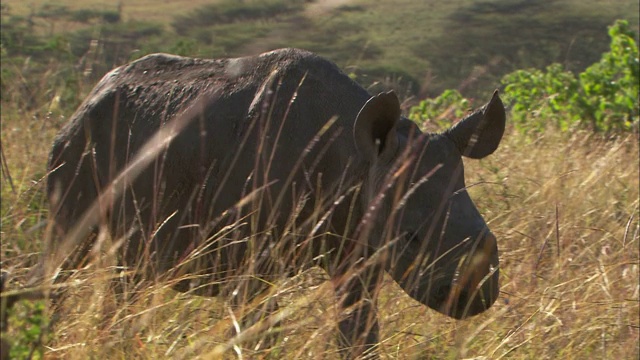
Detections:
445,90,506,159
354,91,400,163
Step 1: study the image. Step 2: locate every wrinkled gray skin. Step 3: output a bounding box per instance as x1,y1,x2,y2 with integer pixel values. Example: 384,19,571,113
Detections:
47,48,505,358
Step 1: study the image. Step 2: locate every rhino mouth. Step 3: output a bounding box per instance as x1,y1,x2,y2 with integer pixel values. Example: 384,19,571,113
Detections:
431,285,469,319
428,263,499,319
387,230,499,319
405,246,499,319
432,284,475,319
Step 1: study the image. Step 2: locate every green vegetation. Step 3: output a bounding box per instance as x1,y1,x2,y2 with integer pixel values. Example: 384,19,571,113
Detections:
2,0,639,104
503,20,639,133
409,89,471,130
411,20,639,134
4,300,47,359
1,1,638,359
172,0,306,35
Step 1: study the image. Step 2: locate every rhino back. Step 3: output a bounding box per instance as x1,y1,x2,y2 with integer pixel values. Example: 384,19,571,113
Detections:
47,48,372,269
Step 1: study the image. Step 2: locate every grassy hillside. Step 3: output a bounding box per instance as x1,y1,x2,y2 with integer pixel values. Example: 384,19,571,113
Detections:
3,0,214,24
1,0,638,359
2,0,638,99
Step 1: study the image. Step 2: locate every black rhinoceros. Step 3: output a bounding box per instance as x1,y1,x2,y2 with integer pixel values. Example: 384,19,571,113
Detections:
46,48,504,358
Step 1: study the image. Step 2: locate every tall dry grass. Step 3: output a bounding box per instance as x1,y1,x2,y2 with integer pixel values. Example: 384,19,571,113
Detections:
2,78,638,360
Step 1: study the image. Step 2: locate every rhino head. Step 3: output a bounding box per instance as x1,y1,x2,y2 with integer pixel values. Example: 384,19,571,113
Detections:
353,90,505,319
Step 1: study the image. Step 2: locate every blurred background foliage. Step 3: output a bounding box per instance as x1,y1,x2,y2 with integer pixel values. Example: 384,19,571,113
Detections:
411,20,639,134
0,0,638,131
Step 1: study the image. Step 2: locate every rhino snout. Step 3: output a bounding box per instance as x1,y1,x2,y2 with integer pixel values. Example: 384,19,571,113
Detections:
438,231,500,319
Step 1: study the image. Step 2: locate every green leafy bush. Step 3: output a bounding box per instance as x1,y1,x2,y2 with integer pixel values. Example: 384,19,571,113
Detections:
411,20,638,134
577,20,639,132
5,300,48,360
409,89,471,130
501,20,638,133
501,64,579,132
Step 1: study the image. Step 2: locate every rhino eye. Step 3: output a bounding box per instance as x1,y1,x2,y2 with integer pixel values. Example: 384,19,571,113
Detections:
406,231,420,242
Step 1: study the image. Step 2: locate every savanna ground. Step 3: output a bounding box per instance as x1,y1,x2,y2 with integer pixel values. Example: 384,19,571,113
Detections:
1,0,639,359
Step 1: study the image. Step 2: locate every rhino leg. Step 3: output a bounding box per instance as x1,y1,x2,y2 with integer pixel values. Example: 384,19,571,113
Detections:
224,276,281,353
239,294,280,352
221,248,283,353
334,264,383,359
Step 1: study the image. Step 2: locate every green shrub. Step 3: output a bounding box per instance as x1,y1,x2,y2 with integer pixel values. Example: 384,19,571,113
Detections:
409,89,471,130
577,20,639,132
412,20,638,135
6,300,48,360
501,64,579,132
501,20,638,133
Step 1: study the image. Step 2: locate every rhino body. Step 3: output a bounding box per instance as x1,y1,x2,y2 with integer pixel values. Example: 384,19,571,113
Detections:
47,48,504,358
